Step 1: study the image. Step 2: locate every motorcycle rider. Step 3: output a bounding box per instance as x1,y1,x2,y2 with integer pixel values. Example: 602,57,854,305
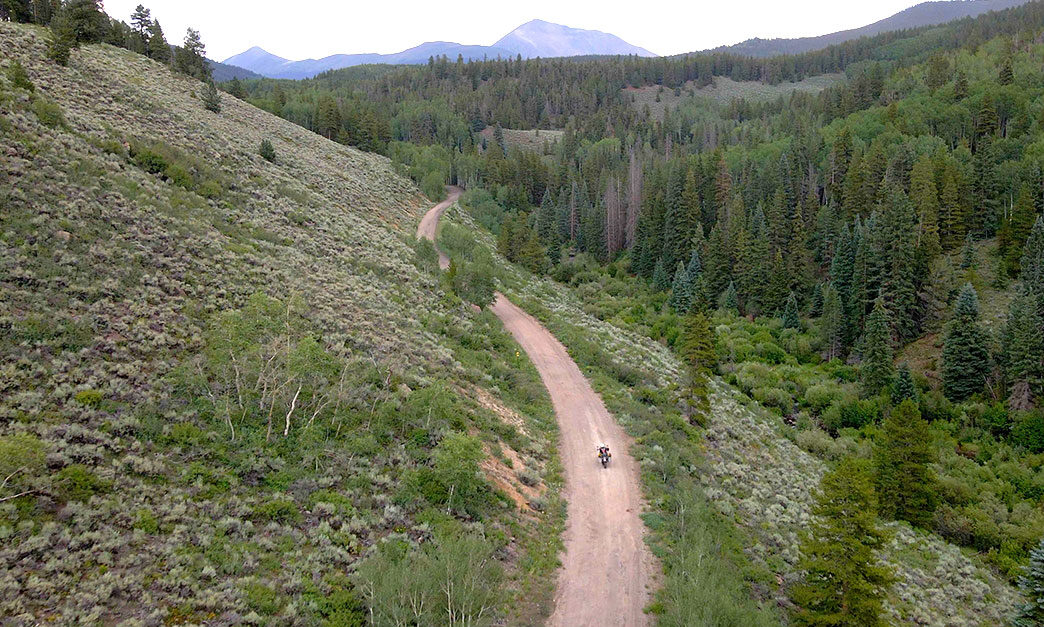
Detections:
597,445,611,463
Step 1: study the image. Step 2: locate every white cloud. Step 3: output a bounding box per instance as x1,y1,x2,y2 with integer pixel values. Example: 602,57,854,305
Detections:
102,0,922,62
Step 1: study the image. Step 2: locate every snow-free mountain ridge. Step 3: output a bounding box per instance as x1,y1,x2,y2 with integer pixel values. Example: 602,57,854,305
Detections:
222,19,655,79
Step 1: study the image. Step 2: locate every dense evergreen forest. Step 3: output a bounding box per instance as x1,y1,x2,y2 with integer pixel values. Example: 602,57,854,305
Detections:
235,0,1044,610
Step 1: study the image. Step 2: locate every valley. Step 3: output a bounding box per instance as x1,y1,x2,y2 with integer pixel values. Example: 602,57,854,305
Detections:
4,0,1044,625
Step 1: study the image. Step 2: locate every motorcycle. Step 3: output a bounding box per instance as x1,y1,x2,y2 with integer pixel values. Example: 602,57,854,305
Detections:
598,447,611,468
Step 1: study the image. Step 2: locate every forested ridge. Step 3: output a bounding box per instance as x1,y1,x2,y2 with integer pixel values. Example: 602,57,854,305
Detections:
233,1,1044,622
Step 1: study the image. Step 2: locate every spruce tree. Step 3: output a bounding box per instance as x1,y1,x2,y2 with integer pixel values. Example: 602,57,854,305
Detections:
939,164,964,250
227,77,246,100
960,234,976,270
1001,290,1044,409
911,154,941,264
1022,216,1044,318
201,79,222,113
651,258,670,292
821,284,845,361
881,187,919,340
891,362,918,403
147,19,170,63
792,458,892,627
861,297,893,396
782,292,800,329
1001,185,1037,276
719,280,738,314
535,188,557,245
667,262,692,313
942,283,990,401
679,310,717,423
874,399,936,527
1014,538,1044,627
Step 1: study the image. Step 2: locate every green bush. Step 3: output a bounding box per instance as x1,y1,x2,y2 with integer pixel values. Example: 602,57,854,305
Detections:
354,532,504,626
7,61,34,92
73,388,103,408
751,386,792,412
244,582,284,615
134,508,159,534
804,383,842,413
259,138,276,163
823,396,881,432
253,498,302,524
134,148,168,174
163,163,192,189
0,433,46,496
54,464,111,502
32,98,66,129
1012,411,1044,453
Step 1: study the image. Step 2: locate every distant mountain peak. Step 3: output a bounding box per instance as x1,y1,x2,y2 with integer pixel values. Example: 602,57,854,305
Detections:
221,19,655,80
494,20,656,58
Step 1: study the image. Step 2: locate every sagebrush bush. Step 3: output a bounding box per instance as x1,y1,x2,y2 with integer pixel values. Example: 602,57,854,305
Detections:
32,98,65,128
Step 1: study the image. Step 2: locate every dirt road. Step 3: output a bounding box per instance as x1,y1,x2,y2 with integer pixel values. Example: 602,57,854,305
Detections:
418,191,655,626
415,185,462,270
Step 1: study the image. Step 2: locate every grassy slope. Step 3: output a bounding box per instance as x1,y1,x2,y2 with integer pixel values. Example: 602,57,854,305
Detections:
0,23,561,624
444,202,1018,625
624,74,844,121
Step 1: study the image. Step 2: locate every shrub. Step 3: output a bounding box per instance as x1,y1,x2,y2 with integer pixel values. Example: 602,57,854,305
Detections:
32,98,66,129
134,148,168,174
751,386,792,411
244,582,284,615
0,433,46,496
259,139,276,163
163,163,192,189
354,532,504,626
201,80,222,113
756,342,787,364
804,383,841,413
822,396,881,432
134,508,159,534
73,388,103,408
54,464,111,502
6,61,34,92
253,498,301,524
516,468,540,487
796,428,834,458
1012,411,1044,453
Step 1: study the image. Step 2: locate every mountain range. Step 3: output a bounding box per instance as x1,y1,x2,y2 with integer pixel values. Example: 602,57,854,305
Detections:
223,19,654,79
712,0,1032,57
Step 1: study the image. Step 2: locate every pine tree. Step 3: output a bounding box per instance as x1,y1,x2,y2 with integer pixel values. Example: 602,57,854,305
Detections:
535,188,557,245
679,310,717,423
259,139,276,163
130,4,150,52
147,19,170,63
999,56,1014,86
881,187,919,340
961,234,977,270
1023,216,1044,319
782,291,800,329
939,163,965,250
651,258,670,292
891,362,918,403
861,297,893,396
1001,290,1044,409
719,280,738,314
1014,538,1044,627
201,79,222,113
792,458,892,627
821,284,844,361
1001,185,1039,276
910,155,941,264
874,400,936,527
175,27,209,80
942,283,990,401
667,262,692,313
227,77,246,100
52,0,107,45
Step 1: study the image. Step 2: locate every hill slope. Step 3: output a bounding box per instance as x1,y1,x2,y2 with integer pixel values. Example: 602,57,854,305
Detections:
0,23,560,624
714,0,1031,57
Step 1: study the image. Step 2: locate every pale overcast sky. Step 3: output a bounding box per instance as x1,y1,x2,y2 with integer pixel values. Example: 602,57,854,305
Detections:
102,0,925,62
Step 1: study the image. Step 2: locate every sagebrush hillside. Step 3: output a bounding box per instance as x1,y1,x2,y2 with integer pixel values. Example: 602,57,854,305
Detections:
0,23,560,625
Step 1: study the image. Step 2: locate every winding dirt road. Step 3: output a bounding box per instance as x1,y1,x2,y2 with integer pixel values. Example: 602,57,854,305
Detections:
418,188,655,626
